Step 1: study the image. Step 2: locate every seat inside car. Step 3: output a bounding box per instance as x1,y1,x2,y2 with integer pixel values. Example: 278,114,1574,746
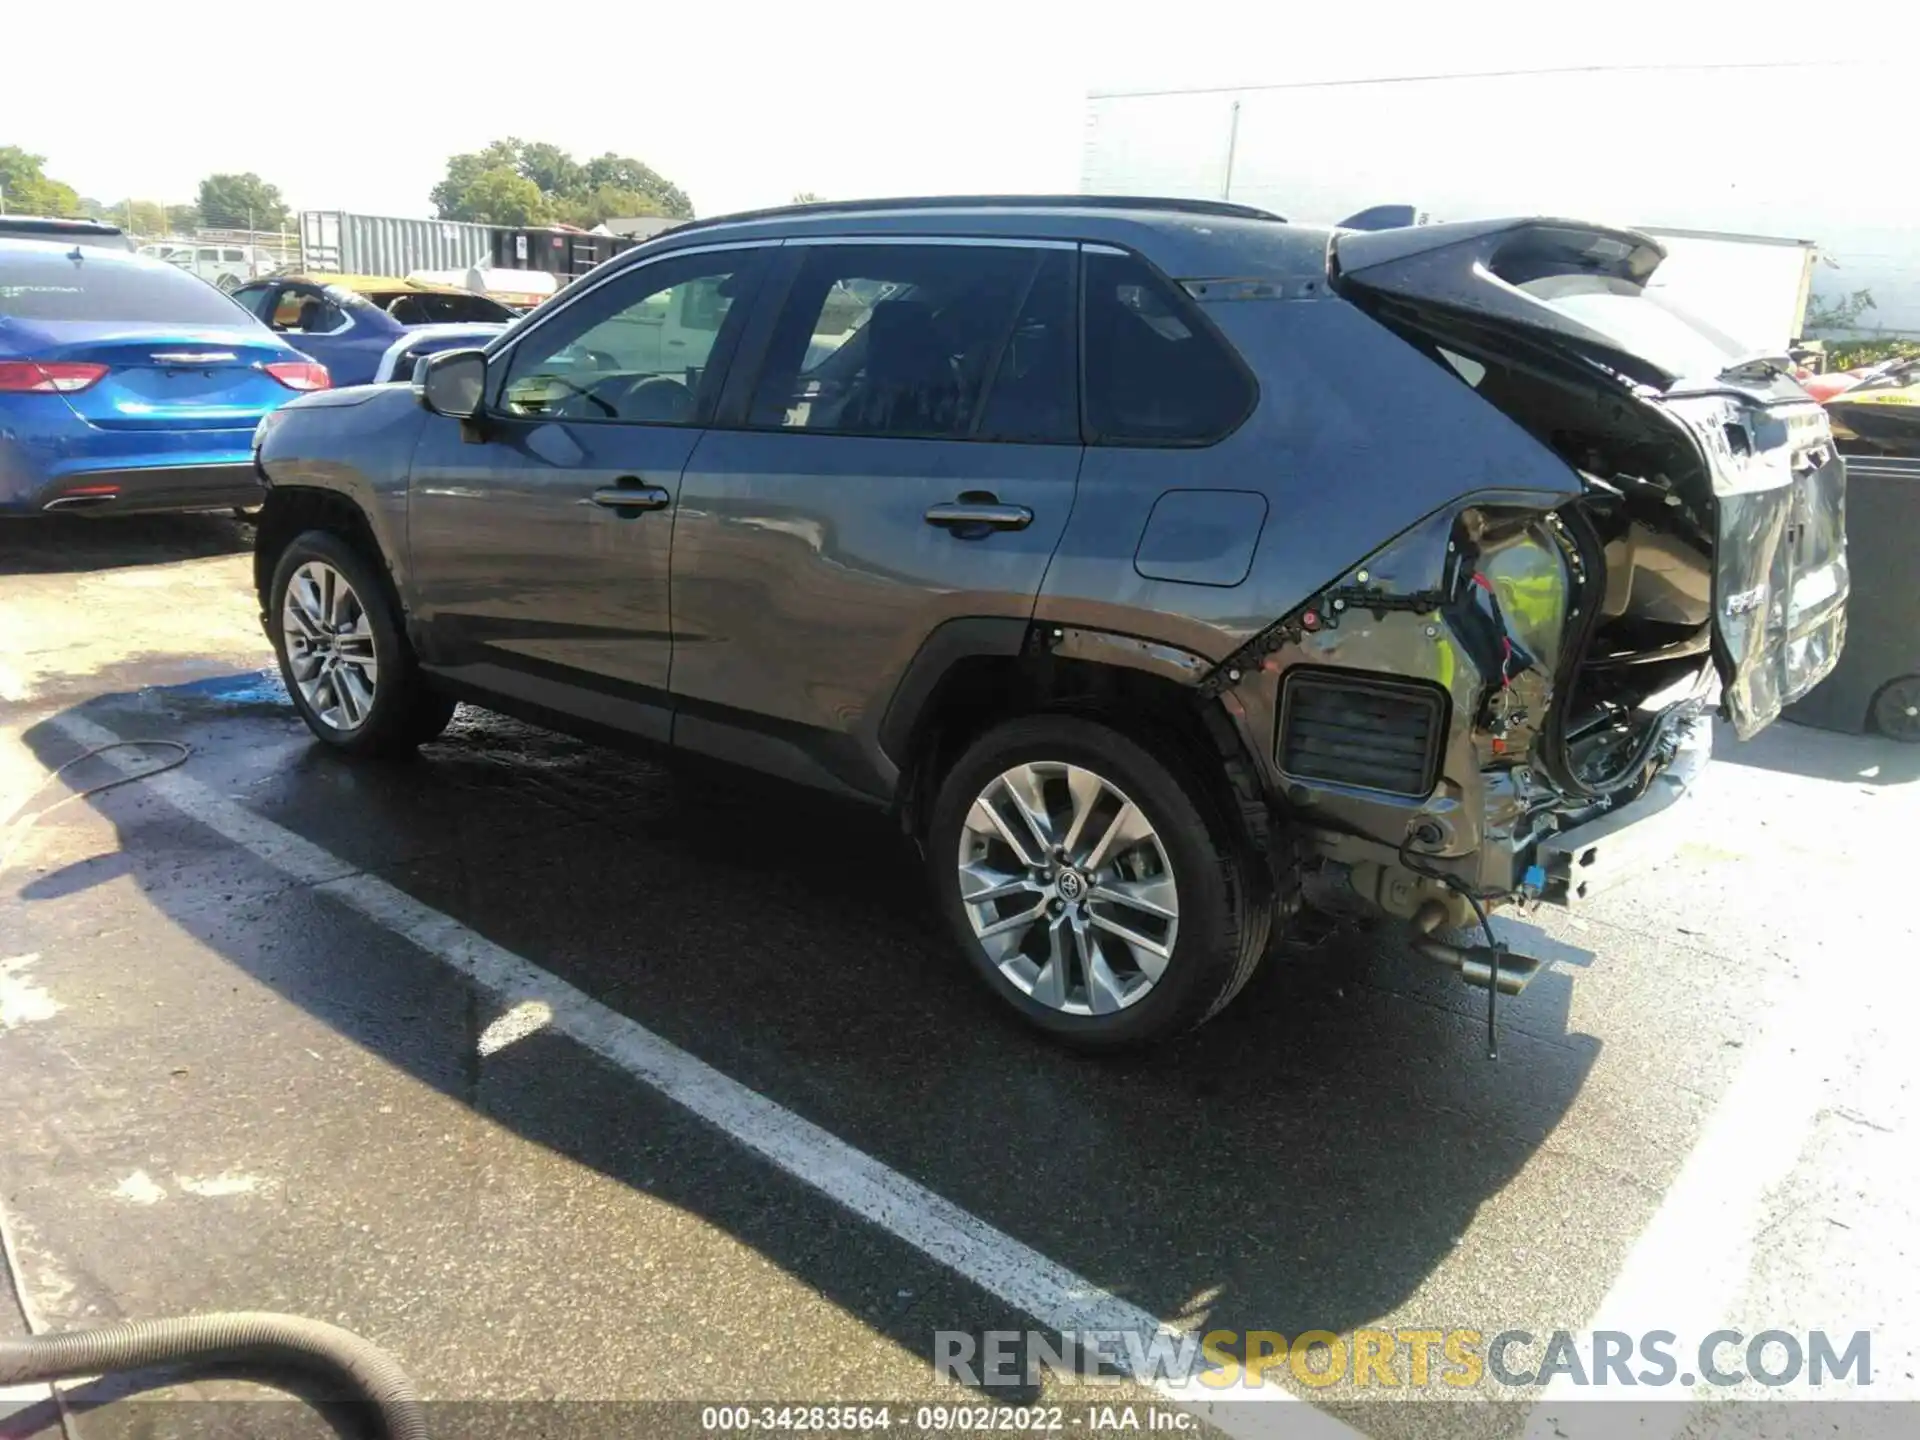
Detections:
845,299,960,435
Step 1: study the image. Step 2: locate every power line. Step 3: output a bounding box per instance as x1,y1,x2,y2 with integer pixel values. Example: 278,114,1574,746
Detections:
1090,59,1849,101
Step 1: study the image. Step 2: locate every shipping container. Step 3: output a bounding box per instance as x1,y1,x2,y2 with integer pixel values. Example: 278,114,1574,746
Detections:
1082,63,1920,341
490,227,638,280
298,211,495,279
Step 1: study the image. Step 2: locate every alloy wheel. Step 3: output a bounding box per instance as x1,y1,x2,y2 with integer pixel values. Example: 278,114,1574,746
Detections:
282,560,380,731
956,761,1180,1016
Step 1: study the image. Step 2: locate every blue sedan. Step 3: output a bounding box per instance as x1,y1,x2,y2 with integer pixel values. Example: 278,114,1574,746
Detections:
0,238,329,516
228,275,515,388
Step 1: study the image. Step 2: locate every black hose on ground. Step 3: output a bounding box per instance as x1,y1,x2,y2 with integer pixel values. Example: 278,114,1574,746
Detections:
0,1312,426,1440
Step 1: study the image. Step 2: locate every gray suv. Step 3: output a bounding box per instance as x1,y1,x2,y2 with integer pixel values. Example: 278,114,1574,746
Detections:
252,196,1847,1048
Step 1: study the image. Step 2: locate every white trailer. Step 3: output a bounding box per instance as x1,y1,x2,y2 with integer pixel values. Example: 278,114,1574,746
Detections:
1082,65,1920,344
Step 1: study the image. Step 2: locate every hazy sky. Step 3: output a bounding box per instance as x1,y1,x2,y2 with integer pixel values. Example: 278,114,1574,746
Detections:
3,1,1911,220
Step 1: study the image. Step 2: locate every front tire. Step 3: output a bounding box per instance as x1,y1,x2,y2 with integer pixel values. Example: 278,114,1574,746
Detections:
927,714,1271,1050
267,529,454,756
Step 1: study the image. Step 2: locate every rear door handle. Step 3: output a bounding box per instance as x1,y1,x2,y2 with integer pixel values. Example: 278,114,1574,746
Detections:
924,500,1033,533
587,483,672,513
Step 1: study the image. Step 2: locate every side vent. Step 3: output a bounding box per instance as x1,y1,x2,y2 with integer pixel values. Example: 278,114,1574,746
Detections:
1277,671,1445,798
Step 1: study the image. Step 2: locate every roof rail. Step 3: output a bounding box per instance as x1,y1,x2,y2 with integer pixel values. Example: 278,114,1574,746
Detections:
656,193,1287,240
0,215,125,233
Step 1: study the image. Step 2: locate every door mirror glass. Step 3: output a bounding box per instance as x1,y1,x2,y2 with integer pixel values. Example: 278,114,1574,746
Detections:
419,349,487,418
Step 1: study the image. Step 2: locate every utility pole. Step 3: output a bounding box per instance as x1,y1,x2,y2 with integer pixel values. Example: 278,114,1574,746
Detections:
1221,99,1242,202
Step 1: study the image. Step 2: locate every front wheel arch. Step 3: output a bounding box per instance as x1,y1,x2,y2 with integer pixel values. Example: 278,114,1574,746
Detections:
253,487,399,625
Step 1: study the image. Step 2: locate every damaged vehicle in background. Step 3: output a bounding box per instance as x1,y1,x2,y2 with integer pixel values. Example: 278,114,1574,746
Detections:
227,274,515,388
248,198,1847,1050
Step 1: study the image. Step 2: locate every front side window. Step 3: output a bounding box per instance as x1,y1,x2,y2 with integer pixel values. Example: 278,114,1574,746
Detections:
497,250,762,425
1083,250,1254,444
271,287,348,334
749,243,1077,442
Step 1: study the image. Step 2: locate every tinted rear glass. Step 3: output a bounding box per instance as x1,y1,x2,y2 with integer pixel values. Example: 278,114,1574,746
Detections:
1518,274,1747,380
1083,250,1253,443
0,251,252,325
750,243,1066,441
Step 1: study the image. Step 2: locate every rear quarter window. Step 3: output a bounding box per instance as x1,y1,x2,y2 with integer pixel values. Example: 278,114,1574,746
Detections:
1083,249,1254,445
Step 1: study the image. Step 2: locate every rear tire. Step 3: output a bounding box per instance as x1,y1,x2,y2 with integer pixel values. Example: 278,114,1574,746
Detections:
1871,674,1920,743
927,714,1271,1050
266,529,454,757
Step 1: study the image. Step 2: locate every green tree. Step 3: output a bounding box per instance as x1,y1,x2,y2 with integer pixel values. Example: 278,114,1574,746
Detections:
579,153,691,219
166,202,202,233
0,146,82,217
515,141,583,199
548,184,673,228
196,172,289,231
431,140,692,226
443,167,549,226
1805,287,1877,334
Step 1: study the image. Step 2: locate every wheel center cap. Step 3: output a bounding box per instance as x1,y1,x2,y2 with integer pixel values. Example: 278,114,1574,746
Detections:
1056,869,1086,903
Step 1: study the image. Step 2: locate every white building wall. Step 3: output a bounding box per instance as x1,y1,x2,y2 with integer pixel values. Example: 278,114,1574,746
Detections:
1083,61,1920,339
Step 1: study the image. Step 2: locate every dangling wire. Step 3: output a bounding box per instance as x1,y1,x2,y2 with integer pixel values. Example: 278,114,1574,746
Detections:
1,741,192,871
1399,830,1507,1059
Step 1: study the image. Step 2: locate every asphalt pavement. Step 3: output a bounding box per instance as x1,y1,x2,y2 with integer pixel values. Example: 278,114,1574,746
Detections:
3,514,1918,1440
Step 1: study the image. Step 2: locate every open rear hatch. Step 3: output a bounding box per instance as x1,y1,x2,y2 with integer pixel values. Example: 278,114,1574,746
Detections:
1333,217,1848,740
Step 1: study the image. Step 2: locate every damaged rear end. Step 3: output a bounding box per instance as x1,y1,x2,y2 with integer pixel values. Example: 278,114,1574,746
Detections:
1237,218,1846,961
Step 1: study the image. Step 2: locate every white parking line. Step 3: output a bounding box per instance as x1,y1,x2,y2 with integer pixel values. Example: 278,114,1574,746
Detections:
36,712,1357,1439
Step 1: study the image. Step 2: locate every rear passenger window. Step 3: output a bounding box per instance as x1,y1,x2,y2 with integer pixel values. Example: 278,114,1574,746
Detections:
749,244,1077,443
1082,250,1253,444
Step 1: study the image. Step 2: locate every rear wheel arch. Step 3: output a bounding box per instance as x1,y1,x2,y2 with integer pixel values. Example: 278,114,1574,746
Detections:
926,709,1275,1046
890,634,1288,900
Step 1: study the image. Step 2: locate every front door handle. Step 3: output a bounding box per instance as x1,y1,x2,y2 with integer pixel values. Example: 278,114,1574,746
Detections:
588,483,672,513
925,499,1033,534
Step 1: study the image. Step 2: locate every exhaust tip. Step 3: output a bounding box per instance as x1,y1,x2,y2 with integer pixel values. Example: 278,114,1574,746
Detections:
1409,904,1545,996
42,490,120,511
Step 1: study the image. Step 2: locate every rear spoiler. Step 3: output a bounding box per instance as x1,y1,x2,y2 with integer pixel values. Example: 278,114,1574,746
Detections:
1331,217,1676,388
1335,204,1423,232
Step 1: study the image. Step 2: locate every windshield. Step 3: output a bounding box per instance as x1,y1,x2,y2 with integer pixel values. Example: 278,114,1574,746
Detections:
1518,274,1750,381
0,250,252,325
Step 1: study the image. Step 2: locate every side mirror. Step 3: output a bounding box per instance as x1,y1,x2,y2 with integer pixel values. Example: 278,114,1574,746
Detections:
418,349,487,419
